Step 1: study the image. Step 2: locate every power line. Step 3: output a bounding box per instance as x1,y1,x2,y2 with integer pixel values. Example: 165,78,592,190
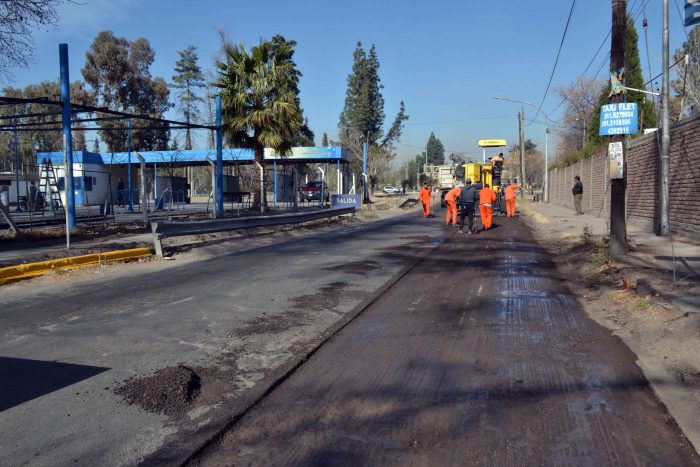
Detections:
548,0,652,118
530,0,578,124
405,115,513,126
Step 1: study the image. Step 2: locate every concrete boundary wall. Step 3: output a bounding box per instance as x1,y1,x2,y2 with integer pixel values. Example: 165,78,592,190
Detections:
548,114,700,241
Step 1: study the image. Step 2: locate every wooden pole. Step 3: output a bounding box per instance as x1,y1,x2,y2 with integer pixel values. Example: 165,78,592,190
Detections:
609,0,628,256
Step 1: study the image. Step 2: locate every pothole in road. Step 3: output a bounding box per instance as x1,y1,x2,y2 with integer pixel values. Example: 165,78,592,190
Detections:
324,261,380,276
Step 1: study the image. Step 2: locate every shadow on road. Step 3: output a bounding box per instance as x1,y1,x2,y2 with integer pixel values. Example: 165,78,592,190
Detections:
0,356,109,412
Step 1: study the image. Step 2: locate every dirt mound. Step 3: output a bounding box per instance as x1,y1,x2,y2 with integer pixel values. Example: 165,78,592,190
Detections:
115,365,201,415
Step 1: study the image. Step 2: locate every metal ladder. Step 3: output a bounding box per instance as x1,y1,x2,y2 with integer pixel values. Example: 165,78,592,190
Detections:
40,160,65,216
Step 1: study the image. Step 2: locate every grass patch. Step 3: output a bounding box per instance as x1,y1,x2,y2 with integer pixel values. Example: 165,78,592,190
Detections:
633,299,650,311
591,243,612,270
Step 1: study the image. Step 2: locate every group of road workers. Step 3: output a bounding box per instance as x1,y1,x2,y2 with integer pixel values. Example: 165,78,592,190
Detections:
418,157,522,235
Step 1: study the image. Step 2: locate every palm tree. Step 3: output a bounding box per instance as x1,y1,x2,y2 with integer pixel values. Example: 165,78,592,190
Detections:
214,38,303,209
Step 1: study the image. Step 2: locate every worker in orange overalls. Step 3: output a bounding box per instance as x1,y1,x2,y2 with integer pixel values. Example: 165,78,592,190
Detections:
503,183,523,218
419,183,433,218
444,184,462,226
479,183,497,230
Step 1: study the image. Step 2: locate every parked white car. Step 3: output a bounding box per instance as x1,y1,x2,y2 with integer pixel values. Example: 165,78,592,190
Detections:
382,185,401,195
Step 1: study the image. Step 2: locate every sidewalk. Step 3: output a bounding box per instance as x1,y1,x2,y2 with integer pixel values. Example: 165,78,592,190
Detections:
522,200,699,315
0,233,154,268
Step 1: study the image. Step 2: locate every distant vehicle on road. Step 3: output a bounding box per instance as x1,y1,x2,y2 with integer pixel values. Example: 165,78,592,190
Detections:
301,181,329,202
382,185,401,195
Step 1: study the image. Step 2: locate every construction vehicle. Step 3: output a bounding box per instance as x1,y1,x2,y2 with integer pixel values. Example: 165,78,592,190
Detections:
426,158,510,213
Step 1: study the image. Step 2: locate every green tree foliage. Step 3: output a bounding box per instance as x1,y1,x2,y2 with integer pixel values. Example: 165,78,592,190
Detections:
269,35,314,147
171,45,205,150
672,25,700,117
0,80,94,166
338,42,408,193
426,132,445,165
586,16,656,151
82,31,171,153
0,0,64,81
214,36,304,208
321,132,329,146
623,15,656,130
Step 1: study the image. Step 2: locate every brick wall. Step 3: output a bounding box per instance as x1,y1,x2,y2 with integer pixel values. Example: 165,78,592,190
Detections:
547,114,700,241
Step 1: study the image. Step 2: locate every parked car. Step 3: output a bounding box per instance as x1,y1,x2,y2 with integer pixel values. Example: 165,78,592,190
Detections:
382,185,401,195
301,181,329,202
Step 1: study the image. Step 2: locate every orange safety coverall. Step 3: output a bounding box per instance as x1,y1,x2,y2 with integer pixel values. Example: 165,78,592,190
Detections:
444,187,461,225
479,187,497,229
504,185,522,218
419,187,432,216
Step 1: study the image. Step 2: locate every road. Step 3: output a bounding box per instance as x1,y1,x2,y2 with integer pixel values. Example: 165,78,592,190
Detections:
1,208,697,465
194,216,699,465
0,209,441,465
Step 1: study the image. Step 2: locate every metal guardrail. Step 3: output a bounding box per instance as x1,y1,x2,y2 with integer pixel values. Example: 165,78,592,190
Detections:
150,206,356,256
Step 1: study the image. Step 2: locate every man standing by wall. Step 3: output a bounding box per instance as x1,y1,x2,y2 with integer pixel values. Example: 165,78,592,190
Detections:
572,175,584,215
503,183,523,218
444,184,461,226
419,183,433,218
479,183,497,230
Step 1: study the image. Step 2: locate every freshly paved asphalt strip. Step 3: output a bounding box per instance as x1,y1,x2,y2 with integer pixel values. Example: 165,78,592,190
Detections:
196,217,700,466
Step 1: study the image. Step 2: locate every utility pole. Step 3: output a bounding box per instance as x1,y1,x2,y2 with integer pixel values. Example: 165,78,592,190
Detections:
518,110,525,197
609,0,628,256
659,0,670,235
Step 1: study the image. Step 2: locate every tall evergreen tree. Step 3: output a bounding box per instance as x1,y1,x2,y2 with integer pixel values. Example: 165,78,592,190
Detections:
92,138,100,153
426,132,445,165
321,132,329,146
672,25,700,117
623,15,656,130
171,45,205,150
338,42,408,193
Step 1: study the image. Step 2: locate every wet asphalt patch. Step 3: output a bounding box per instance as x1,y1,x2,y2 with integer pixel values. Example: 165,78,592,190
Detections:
290,282,350,312
324,261,381,276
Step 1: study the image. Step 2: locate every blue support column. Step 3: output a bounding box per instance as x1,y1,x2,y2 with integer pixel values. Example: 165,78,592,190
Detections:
153,162,157,205
127,118,133,212
215,95,224,217
13,130,20,212
273,160,277,208
59,43,76,230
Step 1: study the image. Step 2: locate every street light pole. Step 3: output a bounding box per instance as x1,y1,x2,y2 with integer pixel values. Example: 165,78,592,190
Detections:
493,96,550,202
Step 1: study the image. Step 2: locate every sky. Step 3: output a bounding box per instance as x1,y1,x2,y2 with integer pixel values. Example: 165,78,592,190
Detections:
6,0,694,165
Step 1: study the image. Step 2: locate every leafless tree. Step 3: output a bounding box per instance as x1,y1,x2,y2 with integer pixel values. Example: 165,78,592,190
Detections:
554,77,604,159
0,0,66,80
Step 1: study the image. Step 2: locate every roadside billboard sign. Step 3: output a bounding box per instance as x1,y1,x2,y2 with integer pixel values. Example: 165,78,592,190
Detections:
685,0,700,26
599,103,638,136
477,139,507,147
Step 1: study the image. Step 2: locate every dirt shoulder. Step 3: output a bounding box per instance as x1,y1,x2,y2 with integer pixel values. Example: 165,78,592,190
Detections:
520,201,700,453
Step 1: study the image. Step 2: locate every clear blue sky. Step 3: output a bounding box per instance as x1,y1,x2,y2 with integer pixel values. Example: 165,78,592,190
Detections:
8,0,692,163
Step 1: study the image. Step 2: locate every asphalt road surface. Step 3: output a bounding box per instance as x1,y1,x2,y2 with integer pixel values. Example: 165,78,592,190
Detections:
195,216,699,466
0,210,442,465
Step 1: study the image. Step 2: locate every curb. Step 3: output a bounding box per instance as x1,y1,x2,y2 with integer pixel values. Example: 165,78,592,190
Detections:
0,248,153,285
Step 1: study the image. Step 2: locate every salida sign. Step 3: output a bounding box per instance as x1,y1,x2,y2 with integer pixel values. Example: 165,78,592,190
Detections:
599,102,638,136
331,194,361,209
